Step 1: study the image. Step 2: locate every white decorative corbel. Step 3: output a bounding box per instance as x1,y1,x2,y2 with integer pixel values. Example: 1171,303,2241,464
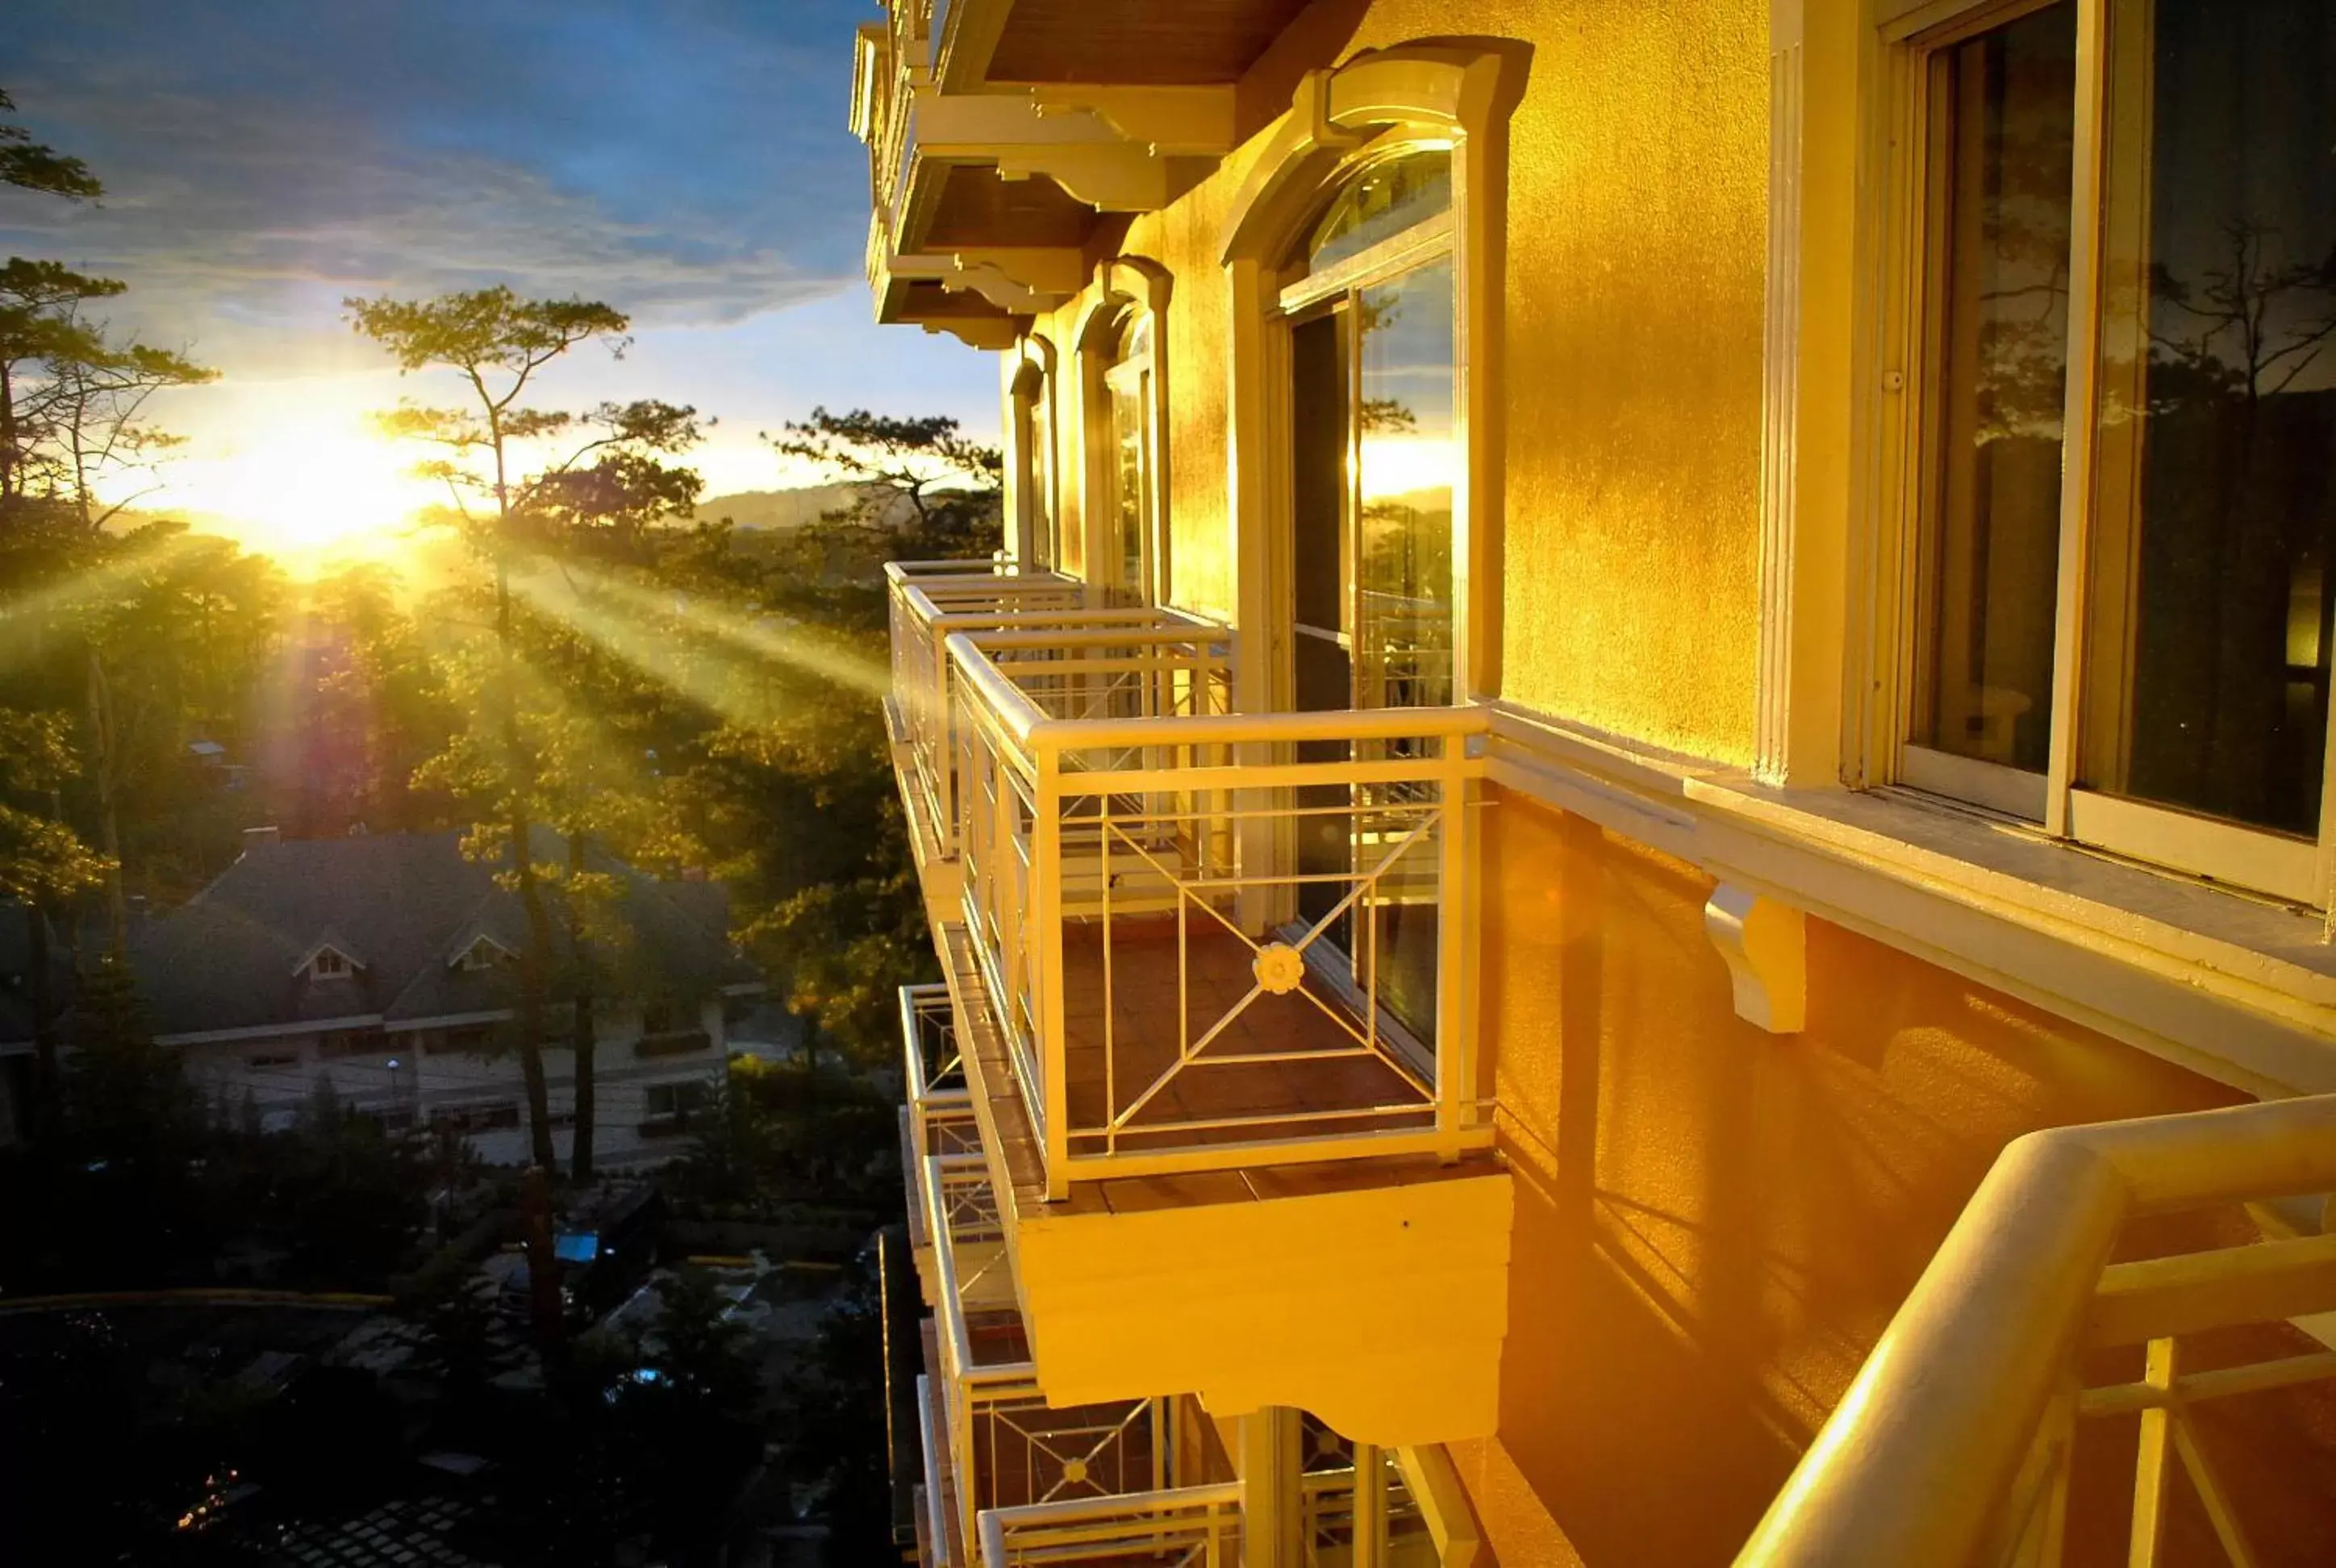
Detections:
1704,882,1807,1033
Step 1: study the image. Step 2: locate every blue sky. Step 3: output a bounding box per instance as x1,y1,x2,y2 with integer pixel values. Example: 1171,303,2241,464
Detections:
0,0,999,523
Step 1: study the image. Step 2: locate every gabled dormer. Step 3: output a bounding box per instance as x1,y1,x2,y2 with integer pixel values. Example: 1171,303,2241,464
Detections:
450,932,516,973
292,936,363,982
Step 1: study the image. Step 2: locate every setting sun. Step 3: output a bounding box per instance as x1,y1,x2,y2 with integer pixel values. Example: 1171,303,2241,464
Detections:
140,397,441,565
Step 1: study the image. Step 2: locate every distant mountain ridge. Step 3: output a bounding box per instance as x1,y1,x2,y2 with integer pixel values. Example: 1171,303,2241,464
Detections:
694,482,883,531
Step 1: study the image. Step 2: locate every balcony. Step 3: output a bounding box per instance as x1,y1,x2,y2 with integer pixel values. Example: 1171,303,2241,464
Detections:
848,3,1253,349
883,561,1191,903
916,1120,1212,1566
911,1108,1479,1566
904,982,979,1308
949,623,1491,1187
899,613,1512,1446
1737,1094,2336,1567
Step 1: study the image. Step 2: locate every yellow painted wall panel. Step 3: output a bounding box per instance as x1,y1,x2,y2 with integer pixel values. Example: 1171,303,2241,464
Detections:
1477,785,2242,1564
1343,0,1770,759
1014,1167,1514,1449
1010,0,1769,754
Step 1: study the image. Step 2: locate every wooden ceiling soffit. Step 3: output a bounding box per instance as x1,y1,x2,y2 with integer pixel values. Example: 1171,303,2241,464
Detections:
1022,86,1235,157
975,0,1312,90
912,86,1231,213
875,275,1025,352
932,0,1014,96
886,247,1084,315
921,315,1024,351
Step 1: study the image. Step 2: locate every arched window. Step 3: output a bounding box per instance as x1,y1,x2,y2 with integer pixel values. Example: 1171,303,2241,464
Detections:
1097,307,1156,599
1277,144,1458,718
1010,344,1057,571
1073,257,1170,605
1274,142,1461,1054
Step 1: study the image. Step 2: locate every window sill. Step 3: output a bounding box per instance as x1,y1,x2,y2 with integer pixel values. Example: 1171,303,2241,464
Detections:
1483,701,2336,1098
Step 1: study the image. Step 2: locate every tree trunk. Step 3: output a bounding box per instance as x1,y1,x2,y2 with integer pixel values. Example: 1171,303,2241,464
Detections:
26,896,55,1141
86,644,127,955
495,555,558,1171
1,354,16,503
568,831,596,1182
520,1162,565,1350
509,799,558,1172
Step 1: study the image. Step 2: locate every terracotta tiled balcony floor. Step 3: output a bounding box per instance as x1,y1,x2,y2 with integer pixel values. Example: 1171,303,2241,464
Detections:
939,920,1498,1220
1057,916,1435,1156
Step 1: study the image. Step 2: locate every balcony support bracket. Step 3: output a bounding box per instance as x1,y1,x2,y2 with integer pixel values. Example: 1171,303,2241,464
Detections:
1705,882,1808,1033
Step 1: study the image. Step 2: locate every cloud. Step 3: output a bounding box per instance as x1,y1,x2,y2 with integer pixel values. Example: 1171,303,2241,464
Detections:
0,0,877,376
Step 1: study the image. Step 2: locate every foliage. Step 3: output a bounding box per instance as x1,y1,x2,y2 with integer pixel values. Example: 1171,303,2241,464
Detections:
643,1266,760,1416
758,406,1003,633
774,1252,895,1550
406,1274,508,1398
666,1055,900,1218
0,707,106,903
765,405,999,531
348,286,707,1173
0,257,214,522
0,86,102,200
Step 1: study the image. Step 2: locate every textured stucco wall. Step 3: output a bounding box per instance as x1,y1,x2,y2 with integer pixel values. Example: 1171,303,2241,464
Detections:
1014,0,1769,756
1450,0,1770,760
1467,786,2242,1565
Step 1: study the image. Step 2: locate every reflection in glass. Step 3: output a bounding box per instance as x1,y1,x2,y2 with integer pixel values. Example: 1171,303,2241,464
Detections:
1103,309,1152,599
1027,382,1054,570
1357,259,1457,712
2083,0,2336,836
1910,2,2076,779
1354,258,1454,1045
1112,377,1145,592
1304,148,1452,276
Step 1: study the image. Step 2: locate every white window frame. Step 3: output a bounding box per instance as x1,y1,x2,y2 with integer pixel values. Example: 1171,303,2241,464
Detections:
1093,312,1159,602
1072,257,1172,607
1008,336,1059,572
1273,147,1460,721
1862,0,2334,907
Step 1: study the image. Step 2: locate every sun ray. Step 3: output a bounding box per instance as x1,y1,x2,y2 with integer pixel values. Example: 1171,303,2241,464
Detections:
0,528,207,669
537,556,891,703
503,563,780,731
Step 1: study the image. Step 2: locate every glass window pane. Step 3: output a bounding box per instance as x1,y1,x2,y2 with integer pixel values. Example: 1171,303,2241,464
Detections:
2081,0,2336,837
1357,258,1456,711
1355,257,1455,1049
1303,149,1452,276
1111,375,1145,594
1028,384,1053,570
1909,3,2078,780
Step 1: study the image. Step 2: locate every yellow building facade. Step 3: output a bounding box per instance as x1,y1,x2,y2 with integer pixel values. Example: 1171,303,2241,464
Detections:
856,2,2336,1563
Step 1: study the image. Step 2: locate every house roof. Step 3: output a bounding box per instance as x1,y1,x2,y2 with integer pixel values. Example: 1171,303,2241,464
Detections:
129,829,759,1040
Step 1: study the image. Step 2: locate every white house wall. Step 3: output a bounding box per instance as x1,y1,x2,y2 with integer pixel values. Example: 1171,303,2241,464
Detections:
174,995,732,1167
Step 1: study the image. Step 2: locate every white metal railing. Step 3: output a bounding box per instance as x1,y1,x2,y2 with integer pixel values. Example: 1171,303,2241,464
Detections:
920,1371,963,1568
1299,1454,1437,1566
1737,1094,2336,1568
903,982,978,1157
979,1484,1245,1568
947,623,1491,1199
884,561,1178,862
920,1148,1175,1556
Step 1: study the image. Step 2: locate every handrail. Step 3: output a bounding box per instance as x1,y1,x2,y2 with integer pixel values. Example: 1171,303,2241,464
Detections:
977,1483,1245,1568
886,558,1016,584
947,621,1489,1195
1736,1093,2336,1567
919,1152,1032,1389
902,983,975,1161
918,1372,959,1568
945,628,1480,757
